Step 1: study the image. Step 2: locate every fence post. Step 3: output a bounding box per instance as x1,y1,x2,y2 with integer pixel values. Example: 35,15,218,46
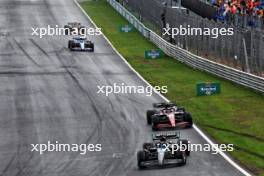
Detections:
243,38,250,73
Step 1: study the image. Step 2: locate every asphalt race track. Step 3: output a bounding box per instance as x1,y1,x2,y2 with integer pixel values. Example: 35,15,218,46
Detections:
0,0,244,175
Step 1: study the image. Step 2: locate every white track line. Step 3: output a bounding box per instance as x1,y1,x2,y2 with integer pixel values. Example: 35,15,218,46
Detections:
74,1,252,175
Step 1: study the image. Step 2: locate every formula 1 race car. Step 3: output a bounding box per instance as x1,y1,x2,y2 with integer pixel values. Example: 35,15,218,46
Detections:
137,132,190,169
68,36,94,52
64,22,85,35
146,102,193,130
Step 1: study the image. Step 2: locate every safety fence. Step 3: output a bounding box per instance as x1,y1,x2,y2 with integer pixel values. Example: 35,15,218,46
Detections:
107,0,264,93
123,0,264,77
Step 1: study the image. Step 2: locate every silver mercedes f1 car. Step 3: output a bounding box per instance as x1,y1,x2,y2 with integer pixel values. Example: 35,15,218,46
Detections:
68,36,94,52
137,132,190,169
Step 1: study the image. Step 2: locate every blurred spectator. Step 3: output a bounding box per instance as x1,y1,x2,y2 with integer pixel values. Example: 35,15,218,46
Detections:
213,0,264,21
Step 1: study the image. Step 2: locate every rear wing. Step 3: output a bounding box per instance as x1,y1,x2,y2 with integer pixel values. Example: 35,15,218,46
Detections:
73,36,87,40
152,114,167,118
153,102,176,108
68,22,81,25
152,132,180,141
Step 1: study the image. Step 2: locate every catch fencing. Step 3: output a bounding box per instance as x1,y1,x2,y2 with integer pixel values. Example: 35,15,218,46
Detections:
121,0,264,77
108,0,264,93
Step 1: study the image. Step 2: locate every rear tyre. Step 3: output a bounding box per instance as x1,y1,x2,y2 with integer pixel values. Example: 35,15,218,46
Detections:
137,151,146,169
184,113,193,128
178,107,185,112
146,110,157,125
64,25,70,35
79,26,86,35
179,139,190,156
90,43,94,52
85,43,94,52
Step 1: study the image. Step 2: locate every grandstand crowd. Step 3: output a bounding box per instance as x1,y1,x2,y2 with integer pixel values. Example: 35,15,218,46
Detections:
211,0,264,20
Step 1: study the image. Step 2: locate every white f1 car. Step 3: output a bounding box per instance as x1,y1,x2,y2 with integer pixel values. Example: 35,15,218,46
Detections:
68,36,94,52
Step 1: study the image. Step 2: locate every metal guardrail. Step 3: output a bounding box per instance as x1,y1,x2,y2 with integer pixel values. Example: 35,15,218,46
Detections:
110,0,150,38
107,0,264,93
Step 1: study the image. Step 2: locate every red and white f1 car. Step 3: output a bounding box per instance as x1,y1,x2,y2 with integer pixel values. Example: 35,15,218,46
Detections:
146,103,193,131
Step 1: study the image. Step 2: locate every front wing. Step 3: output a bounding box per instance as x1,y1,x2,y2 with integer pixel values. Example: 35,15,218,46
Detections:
140,159,183,167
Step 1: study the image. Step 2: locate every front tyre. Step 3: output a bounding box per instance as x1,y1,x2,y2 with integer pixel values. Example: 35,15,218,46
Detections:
68,40,74,51
152,123,159,131
137,151,146,169
68,41,72,49
146,110,157,125
180,151,187,166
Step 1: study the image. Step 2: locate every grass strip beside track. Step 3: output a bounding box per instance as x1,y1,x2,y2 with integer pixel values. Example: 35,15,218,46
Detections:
81,1,264,175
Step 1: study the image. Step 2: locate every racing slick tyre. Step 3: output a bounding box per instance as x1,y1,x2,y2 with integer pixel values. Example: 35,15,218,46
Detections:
90,43,94,52
68,40,73,51
178,107,186,112
174,150,186,166
184,112,193,128
64,25,70,35
179,139,190,156
146,110,157,125
78,26,86,35
137,151,146,169
151,123,159,131
143,143,154,149
84,43,94,52
179,151,187,166
79,26,86,35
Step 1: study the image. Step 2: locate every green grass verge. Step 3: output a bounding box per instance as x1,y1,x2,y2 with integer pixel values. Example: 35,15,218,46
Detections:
81,0,264,175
